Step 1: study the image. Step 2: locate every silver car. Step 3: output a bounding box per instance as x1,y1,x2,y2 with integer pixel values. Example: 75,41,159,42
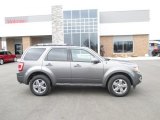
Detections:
17,44,142,97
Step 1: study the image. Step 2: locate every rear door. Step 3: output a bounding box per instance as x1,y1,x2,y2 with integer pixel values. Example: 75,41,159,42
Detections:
3,51,9,62
43,48,71,83
7,51,14,61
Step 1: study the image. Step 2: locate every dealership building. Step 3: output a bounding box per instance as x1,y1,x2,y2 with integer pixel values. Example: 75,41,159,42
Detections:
0,6,149,57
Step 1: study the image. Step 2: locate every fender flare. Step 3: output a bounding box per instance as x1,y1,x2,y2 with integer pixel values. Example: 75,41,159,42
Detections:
102,68,134,87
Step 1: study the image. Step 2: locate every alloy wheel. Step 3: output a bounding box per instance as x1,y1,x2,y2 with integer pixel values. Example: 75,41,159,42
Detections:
33,79,47,94
112,79,128,95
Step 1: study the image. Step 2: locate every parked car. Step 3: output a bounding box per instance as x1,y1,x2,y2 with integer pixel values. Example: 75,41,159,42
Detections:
0,50,17,65
149,41,160,56
17,44,142,97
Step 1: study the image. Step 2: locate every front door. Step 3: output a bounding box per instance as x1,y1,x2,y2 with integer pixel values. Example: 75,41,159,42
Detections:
70,49,103,84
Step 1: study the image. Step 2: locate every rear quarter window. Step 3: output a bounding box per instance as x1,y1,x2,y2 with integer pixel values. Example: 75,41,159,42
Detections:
24,48,46,61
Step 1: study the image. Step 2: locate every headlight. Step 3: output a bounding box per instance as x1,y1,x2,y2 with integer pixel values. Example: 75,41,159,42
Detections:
133,66,139,72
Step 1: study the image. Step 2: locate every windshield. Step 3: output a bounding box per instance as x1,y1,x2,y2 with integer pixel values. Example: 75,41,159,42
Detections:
84,47,107,61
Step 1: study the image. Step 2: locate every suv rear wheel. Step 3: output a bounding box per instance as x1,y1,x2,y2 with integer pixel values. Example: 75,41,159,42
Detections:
30,75,51,96
108,75,131,97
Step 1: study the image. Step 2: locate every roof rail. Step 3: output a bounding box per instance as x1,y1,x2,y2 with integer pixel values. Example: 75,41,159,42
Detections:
35,43,68,46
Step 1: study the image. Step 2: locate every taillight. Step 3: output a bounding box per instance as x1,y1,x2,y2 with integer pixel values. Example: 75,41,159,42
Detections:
18,62,24,72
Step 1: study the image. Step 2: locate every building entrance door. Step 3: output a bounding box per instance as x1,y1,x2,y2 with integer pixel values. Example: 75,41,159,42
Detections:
15,44,23,55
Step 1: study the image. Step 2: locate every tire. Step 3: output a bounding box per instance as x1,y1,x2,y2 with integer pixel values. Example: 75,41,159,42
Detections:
108,75,131,97
30,75,51,96
152,50,157,56
0,59,4,65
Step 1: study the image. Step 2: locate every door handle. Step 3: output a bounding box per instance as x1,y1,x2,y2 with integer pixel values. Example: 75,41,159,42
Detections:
46,63,53,66
74,64,81,67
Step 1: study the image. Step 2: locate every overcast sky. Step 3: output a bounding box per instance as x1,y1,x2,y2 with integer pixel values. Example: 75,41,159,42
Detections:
0,0,159,39
0,0,152,16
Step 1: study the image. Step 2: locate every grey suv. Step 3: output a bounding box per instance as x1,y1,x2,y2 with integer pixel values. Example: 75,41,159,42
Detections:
17,44,142,97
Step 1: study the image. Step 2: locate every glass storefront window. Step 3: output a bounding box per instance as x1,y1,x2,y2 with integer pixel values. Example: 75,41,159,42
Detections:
72,10,80,19
63,11,71,19
64,34,71,45
81,10,88,18
81,33,89,47
90,33,98,52
72,33,80,46
89,10,97,18
114,41,133,53
63,9,98,52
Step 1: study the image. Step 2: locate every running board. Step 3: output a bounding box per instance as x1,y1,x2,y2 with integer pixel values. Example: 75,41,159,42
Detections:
56,83,103,87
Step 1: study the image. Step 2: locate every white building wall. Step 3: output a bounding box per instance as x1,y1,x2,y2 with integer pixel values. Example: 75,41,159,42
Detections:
0,22,52,37
100,22,149,36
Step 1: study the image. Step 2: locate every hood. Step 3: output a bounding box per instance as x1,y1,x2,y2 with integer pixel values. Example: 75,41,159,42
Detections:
108,59,138,68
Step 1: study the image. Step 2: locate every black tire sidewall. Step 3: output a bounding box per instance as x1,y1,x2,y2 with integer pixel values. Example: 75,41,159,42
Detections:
108,75,131,97
152,51,157,56
30,75,51,96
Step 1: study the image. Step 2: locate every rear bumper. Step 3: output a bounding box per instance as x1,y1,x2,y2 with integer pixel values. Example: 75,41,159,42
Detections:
17,73,25,84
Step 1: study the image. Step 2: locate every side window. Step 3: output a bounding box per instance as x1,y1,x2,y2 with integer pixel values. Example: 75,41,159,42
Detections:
4,52,7,55
7,51,12,55
0,52,4,55
71,49,95,62
46,48,68,61
24,48,46,61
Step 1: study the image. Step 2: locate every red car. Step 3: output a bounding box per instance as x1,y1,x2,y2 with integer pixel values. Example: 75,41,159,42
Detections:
0,50,17,65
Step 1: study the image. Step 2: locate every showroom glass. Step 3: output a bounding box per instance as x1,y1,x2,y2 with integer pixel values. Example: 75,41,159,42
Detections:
46,48,68,61
63,9,98,52
114,41,133,53
24,48,46,61
71,49,95,62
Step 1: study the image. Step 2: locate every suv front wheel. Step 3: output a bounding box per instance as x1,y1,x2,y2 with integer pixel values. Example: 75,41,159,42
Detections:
30,75,51,96
108,75,131,97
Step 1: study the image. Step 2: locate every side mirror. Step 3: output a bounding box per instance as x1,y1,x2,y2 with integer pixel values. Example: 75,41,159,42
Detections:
91,58,100,64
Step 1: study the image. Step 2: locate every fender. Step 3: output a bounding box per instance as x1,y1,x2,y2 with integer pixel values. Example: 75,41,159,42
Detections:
24,66,56,86
102,66,135,87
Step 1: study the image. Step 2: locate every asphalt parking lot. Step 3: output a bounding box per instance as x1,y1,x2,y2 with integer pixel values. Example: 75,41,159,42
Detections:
0,60,160,120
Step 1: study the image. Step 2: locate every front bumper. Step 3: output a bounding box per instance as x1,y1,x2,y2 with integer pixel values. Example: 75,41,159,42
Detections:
133,72,142,87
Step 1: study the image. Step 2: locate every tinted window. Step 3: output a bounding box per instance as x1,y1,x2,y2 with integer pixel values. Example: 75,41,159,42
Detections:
0,51,4,55
71,49,94,62
113,36,133,53
24,48,45,61
46,48,68,61
114,41,133,53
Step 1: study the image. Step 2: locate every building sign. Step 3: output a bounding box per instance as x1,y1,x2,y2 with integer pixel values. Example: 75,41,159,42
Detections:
5,17,28,24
